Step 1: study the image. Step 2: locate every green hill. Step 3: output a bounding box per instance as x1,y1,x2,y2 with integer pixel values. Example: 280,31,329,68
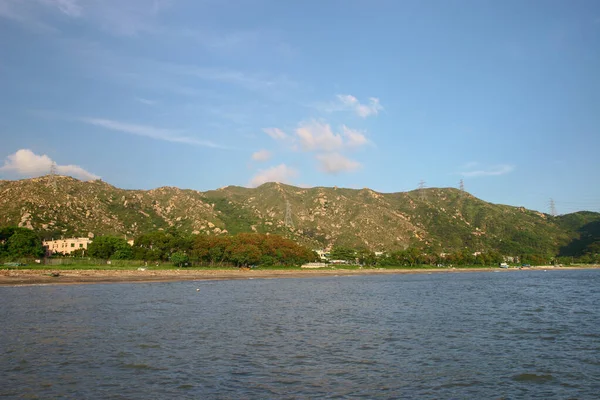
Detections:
0,176,598,257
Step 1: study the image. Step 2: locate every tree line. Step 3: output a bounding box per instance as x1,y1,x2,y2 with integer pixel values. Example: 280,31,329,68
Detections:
1,225,599,267
327,246,599,267
81,230,317,267
328,246,506,267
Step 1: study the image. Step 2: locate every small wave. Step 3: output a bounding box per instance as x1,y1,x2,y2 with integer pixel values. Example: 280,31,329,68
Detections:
512,373,554,383
438,380,481,389
122,363,162,370
178,384,194,389
138,343,161,349
581,333,600,339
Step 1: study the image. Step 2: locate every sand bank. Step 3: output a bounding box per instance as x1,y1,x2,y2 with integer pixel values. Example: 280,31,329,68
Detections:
1,266,596,286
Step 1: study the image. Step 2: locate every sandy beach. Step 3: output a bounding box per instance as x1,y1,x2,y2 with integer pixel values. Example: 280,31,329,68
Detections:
1,266,596,286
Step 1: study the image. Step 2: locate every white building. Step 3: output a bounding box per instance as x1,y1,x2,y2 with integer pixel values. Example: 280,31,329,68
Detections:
43,237,92,256
314,249,330,261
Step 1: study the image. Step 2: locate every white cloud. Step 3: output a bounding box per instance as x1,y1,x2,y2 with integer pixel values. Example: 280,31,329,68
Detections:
315,153,361,174
263,127,287,140
292,121,369,152
295,121,344,152
262,122,369,176
0,149,99,180
248,164,298,187
342,125,369,147
251,149,271,162
80,117,225,148
336,95,383,118
461,164,515,178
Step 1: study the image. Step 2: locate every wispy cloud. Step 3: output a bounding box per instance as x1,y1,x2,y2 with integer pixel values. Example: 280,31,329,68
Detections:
342,125,369,148
315,94,383,118
337,95,383,118
170,64,296,92
460,163,515,178
263,128,287,140
40,0,82,17
251,149,271,162
315,153,361,174
80,117,225,148
91,0,171,36
176,28,260,50
135,97,157,106
248,163,298,187
0,0,58,32
0,0,170,35
171,27,296,59
0,148,99,180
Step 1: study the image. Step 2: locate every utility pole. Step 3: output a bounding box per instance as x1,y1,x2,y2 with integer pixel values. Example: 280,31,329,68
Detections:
549,198,557,217
284,200,294,229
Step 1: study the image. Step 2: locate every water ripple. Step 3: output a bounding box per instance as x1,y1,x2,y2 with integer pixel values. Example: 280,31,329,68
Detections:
1,270,600,398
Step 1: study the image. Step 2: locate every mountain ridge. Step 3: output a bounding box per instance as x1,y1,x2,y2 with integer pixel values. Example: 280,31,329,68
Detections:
1,176,598,256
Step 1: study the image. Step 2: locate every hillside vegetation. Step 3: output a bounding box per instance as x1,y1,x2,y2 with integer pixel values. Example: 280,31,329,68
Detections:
1,176,598,258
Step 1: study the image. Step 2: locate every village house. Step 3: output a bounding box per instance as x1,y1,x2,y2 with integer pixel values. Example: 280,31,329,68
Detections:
314,249,330,261
43,237,92,256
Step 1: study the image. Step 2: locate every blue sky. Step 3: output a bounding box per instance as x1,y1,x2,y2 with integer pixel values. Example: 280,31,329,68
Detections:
0,0,599,214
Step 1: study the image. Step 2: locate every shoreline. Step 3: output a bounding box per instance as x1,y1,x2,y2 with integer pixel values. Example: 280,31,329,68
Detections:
1,265,598,287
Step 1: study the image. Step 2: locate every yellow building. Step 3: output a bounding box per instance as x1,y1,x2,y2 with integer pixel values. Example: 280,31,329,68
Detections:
43,237,92,256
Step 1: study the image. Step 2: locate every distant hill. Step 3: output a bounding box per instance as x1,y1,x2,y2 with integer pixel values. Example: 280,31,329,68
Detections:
555,212,600,256
1,176,598,256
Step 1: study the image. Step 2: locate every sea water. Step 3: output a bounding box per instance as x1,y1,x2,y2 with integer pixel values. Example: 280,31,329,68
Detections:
1,270,599,399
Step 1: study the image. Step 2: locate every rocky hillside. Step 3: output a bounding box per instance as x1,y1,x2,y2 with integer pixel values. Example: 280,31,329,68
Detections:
1,176,598,255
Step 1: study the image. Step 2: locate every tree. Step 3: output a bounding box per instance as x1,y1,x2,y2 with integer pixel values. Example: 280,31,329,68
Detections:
227,243,261,267
112,246,133,260
2,227,44,259
133,230,193,261
330,246,356,262
170,251,190,267
357,248,377,266
87,236,132,259
191,235,232,265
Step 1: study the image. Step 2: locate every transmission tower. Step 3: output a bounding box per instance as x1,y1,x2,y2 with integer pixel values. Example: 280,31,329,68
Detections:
418,179,426,200
48,162,58,190
549,198,557,217
284,200,294,228
459,179,465,192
